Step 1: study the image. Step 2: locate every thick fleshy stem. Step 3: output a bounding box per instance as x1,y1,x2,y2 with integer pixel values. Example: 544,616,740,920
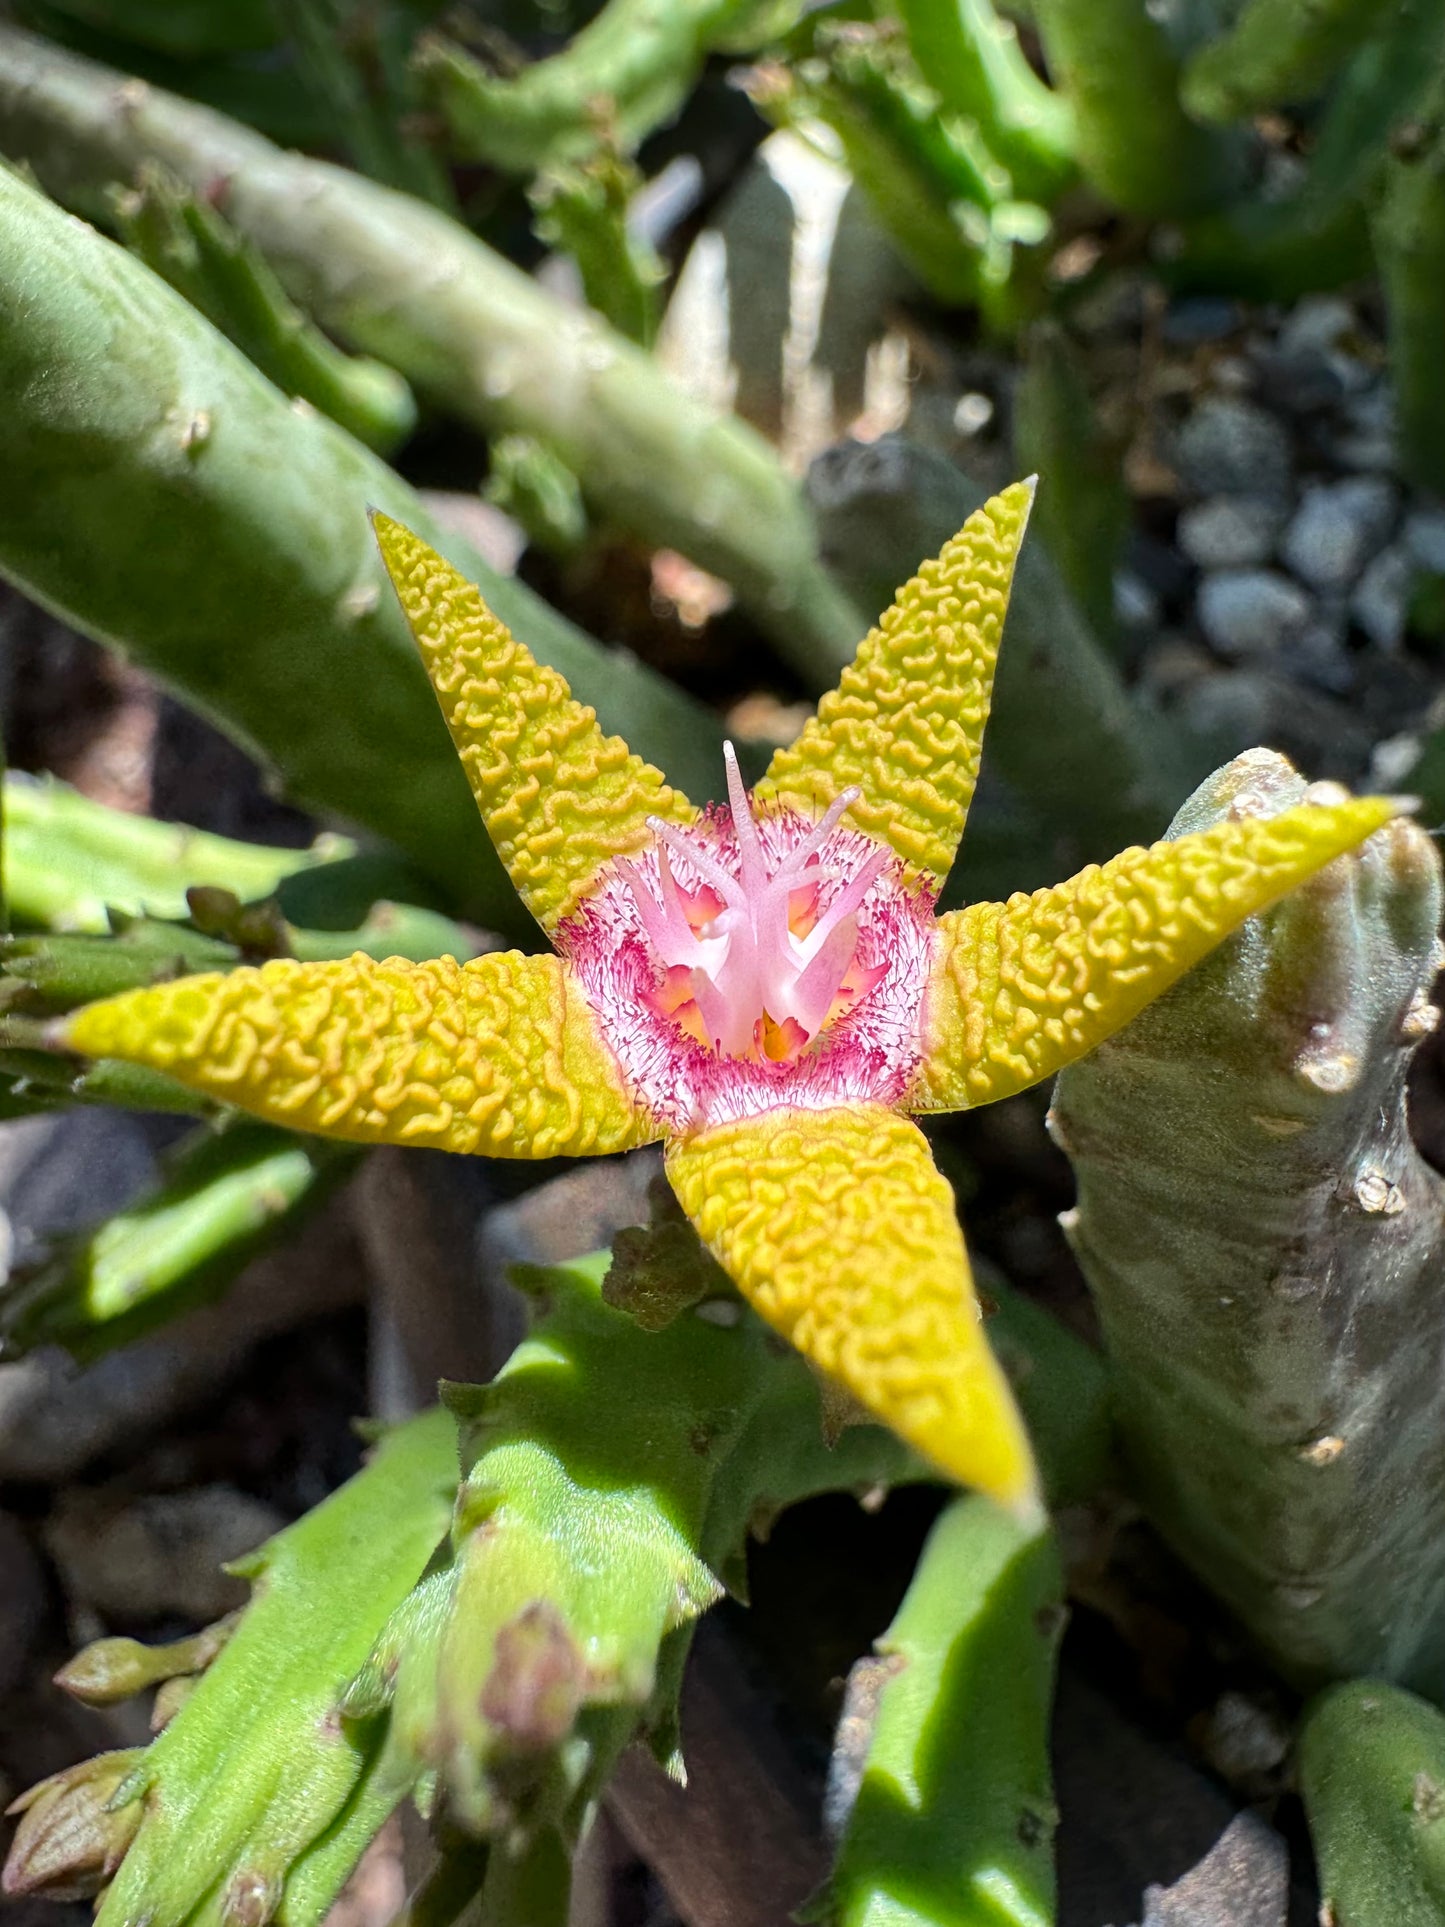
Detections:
12,1408,461,1927
1373,63,1445,496
0,25,867,686
415,0,789,174
818,1495,1063,1927
4,770,351,934
0,156,722,929
0,1119,354,1361
1166,0,1440,301
113,162,417,454
1300,1679,1445,1926
1029,0,1243,218
4,1231,1112,1924
1052,750,1445,1694
1182,0,1388,123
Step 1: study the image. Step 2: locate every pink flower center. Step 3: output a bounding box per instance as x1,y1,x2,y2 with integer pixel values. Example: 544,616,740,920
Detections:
556,749,935,1128
615,745,887,1063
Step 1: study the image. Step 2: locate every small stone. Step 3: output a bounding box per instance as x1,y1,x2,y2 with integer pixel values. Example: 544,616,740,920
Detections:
1159,296,1242,345
1197,569,1311,657
1279,621,1355,695
1252,346,1346,417
1177,497,1283,570
1174,398,1293,502
1403,507,1445,575
1352,544,1411,652
1280,478,1398,591
46,1484,283,1623
1277,295,1356,358
1137,1810,1288,1927
1114,570,1160,632
1329,380,1397,472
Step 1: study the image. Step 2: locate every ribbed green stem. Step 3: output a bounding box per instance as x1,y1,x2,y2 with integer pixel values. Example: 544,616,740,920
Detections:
1012,322,1126,652
90,1407,458,1927
115,164,417,453
1053,752,1445,1694
896,0,1075,198
0,156,722,929
1301,1680,1445,1927
0,24,864,685
0,1120,356,1360
822,1496,1062,1927
1182,0,1393,122
417,0,782,172
4,771,350,933
1030,0,1241,216
1373,65,1445,495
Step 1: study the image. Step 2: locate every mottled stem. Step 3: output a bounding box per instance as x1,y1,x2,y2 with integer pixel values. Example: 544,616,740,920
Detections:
0,24,864,684
1052,750,1445,1693
0,158,721,930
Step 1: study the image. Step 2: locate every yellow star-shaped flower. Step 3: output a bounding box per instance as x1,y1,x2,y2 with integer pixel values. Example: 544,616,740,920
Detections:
60,482,1400,1515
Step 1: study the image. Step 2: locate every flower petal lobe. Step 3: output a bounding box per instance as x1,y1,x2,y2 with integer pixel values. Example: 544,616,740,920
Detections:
64,953,654,1158
917,793,1405,1111
664,1103,1038,1509
754,479,1034,884
374,515,695,929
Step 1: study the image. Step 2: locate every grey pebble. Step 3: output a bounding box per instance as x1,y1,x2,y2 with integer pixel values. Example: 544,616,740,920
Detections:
1177,497,1283,571
1277,294,1355,358
1280,477,1398,591
1329,381,1397,473
46,1483,283,1623
1175,398,1293,502
1197,569,1311,657
1136,1810,1287,1927
1403,506,1445,575
1352,544,1411,652
1114,569,1160,633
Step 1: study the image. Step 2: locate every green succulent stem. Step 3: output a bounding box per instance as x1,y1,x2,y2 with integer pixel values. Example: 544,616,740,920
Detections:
819,1495,1063,1927
1011,322,1127,652
895,0,1076,200
1300,1679,1445,1927
0,24,865,686
1182,0,1393,123
1053,751,1445,1694
1373,64,1445,496
416,0,790,173
4,771,351,934
114,163,417,454
0,154,722,930
93,1406,460,1927
530,156,665,347
0,1119,355,1360
1029,0,1242,217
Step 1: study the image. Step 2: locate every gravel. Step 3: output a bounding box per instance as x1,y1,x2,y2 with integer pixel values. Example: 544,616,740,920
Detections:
45,1484,282,1623
1174,398,1294,502
1197,569,1311,657
1279,478,1398,591
1352,544,1411,652
1403,508,1445,575
1177,497,1283,571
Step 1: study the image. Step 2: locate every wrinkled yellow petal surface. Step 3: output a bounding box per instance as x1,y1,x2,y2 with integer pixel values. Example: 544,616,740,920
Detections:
665,1103,1038,1511
916,793,1403,1112
64,953,655,1158
374,515,696,930
754,480,1034,884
